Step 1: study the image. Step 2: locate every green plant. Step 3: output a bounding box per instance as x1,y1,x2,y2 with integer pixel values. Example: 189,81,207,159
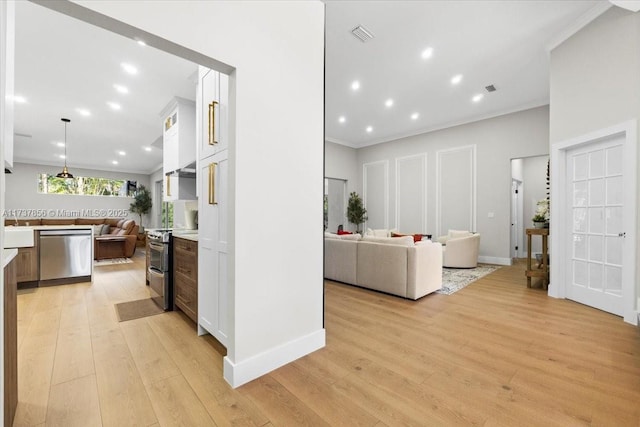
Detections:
532,213,546,222
129,185,152,228
346,191,367,233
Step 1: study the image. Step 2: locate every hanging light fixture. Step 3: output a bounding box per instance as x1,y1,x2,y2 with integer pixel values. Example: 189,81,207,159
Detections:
56,118,74,178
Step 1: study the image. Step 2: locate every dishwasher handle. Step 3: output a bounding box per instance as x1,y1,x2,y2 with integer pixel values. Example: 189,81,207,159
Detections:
40,229,92,236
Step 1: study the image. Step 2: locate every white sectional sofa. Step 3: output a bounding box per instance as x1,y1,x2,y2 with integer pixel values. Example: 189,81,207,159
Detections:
324,233,442,300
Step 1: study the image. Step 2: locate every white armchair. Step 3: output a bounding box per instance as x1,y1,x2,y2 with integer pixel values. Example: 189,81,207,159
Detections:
442,233,480,268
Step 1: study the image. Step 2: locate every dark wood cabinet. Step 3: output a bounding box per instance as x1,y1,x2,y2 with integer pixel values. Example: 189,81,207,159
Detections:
145,236,150,284
16,231,38,285
173,237,198,323
4,256,18,426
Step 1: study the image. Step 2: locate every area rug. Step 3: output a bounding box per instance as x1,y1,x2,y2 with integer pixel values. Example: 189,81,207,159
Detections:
93,257,133,267
437,265,500,295
115,298,164,322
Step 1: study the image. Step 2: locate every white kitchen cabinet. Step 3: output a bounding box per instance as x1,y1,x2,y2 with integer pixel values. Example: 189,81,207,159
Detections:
198,150,229,345
161,97,196,201
198,66,229,161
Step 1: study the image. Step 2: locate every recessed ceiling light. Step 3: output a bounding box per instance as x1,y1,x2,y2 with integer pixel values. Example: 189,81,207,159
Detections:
112,160,119,165
472,94,484,103
113,84,129,94
107,102,121,110
117,150,126,156
143,146,152,152
421,47,434,59
366,126,373,133
351,80,360,91
385,99,394,108
120,62,138,75
338,116,346,123
56,142,65,147
12,95,27,103
451,74,463,85
136,40,146,47
76,108,91,117
58,154,66,159
411,112,419,120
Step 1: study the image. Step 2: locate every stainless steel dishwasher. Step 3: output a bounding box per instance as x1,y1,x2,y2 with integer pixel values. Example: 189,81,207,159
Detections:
39,229,92,282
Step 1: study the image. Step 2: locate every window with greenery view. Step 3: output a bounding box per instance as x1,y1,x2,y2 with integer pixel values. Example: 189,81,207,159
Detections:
38,174,136,197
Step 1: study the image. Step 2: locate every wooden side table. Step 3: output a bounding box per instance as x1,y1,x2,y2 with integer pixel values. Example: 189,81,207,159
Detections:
526,228,549,290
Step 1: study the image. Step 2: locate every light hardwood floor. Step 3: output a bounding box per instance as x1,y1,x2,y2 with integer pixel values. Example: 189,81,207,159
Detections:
13,255,640,426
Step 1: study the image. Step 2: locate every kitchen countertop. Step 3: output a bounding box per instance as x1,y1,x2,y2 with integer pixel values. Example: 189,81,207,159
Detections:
172,232,198,242
3,248,18,268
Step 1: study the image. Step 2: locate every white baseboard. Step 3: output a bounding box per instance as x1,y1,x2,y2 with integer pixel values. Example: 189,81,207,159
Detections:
223,328,325,388
478,256,512,266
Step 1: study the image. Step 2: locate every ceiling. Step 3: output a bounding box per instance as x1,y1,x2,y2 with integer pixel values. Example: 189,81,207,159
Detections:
13,1,608,174
13,1,198,175
325,0,604,148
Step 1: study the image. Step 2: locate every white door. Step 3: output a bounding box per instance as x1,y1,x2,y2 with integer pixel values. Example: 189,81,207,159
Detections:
566,135,628,316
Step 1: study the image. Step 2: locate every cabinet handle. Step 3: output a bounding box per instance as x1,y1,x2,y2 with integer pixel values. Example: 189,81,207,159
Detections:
166,175,171,197
208,101,218,146
208,162,218,205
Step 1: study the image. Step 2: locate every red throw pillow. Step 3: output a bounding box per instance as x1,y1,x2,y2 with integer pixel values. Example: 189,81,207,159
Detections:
337,230,353,235
391,232,406,238
413,234,422,243
391,232,421,243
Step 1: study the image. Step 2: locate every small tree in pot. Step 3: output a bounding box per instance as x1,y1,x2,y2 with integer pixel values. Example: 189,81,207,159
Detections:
346,191,367,234
129,185,152,231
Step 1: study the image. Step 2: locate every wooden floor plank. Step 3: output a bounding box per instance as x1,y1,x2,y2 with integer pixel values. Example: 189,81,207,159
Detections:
45,374,102,427
13,254,640,427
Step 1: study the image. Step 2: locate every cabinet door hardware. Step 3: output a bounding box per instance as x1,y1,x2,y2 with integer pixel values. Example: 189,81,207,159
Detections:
208,162,218,205
166,175,171,197
208,101,218,145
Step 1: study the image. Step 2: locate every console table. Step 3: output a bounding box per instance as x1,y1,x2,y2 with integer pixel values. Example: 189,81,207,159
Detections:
526,228,549,290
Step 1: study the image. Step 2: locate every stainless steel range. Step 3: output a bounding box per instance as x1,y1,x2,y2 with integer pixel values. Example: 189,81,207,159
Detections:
147,229,173,311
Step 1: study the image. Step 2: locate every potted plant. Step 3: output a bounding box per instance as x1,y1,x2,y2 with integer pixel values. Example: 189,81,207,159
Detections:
346,191,367,234
129,185,152,231
532,199,549,228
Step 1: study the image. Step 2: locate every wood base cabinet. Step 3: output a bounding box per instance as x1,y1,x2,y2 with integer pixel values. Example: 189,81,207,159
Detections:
173,237,198,323
4,256,17,426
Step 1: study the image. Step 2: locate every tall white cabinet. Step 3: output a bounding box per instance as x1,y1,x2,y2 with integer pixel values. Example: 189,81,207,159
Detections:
197,66,229,345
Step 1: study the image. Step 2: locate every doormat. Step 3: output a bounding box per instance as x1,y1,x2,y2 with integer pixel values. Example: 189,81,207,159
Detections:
436,265,500,295
115,298,165,322
94,258,133,267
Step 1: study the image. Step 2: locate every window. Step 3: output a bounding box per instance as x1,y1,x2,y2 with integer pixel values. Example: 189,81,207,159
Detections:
37,174,136,197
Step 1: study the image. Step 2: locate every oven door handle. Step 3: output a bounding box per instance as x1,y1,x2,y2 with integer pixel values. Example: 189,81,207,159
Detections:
149,242,165,251
148,266,164,275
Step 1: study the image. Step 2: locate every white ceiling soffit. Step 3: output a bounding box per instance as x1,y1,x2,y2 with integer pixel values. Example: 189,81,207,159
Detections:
609,0,640,12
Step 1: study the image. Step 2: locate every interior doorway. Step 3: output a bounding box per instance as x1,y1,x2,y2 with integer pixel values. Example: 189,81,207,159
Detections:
510,155,549,260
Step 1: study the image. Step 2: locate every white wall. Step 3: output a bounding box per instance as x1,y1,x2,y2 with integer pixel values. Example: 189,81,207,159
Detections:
356,106,550,264
65,1,325,386
522,155,549,255
5,162,151,224
325,141,358,230
550,7,640,313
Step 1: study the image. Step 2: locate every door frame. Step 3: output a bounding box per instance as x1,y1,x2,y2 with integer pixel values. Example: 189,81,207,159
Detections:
549,120,637,325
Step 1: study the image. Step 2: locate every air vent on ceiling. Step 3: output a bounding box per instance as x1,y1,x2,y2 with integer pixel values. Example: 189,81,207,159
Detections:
485,85,497,93
351,25,374,43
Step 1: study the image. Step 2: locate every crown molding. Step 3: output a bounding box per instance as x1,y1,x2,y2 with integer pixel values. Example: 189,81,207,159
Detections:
545,2,613,52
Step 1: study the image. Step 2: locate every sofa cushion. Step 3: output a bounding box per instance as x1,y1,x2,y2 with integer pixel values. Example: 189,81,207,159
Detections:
104,218,121,227
76,218,105,225
120,220,135,234
448,229,472,239
362,235,414,246
92,224,103,236
101,224,111,235
337,233,361,241
391,232,423,243
41,218,75,225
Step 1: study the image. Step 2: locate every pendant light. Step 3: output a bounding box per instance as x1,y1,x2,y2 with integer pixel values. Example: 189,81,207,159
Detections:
56,118,74,178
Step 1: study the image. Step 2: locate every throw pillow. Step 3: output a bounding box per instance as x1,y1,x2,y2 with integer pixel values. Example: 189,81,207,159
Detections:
448,229,471,239
93,224,103,236
101,224,111,235
372,229,389,237
392,232,422,243
337,230,353,235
